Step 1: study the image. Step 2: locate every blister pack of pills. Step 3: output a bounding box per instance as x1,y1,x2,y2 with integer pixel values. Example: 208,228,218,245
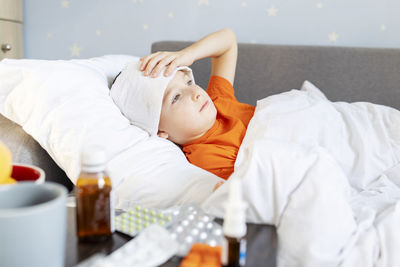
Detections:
76,224,179,267
168,205,223,257
114,205,177,237
114,204,223,257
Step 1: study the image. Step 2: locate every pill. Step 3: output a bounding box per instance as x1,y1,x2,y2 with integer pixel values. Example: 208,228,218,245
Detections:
196,222,205,229
207,239,217,247
185,235,194,243
173,210,180,216
213,228,222,236
199,232,208,240
202,215,211,222
191,228,200,236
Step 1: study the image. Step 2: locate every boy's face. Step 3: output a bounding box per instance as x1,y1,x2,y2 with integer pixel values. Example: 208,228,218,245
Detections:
158,70,217,145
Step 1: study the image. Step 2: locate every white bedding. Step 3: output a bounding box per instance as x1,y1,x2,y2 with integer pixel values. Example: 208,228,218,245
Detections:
202,81,400,266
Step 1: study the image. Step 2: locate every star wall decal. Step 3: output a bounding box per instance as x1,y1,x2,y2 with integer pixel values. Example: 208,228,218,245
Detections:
328,32,339,42
198,0,209,6
61,0,69,8
70,44,82,56
267,6,278,16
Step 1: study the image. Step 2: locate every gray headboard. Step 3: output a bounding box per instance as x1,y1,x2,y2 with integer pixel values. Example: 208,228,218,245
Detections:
152,42,400,110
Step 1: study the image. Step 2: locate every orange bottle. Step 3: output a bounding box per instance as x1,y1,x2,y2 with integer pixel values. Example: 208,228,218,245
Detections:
75,146,114,242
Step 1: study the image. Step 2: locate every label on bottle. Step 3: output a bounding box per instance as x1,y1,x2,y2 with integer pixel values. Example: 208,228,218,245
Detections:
239,239,246,266
110,189,115,233
221,238,228,265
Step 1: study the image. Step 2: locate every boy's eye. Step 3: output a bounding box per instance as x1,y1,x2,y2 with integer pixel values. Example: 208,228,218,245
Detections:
187,80,193,86
172,94,180,104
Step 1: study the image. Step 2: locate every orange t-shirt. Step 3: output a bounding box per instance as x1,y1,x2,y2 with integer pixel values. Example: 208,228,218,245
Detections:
182,76,255,180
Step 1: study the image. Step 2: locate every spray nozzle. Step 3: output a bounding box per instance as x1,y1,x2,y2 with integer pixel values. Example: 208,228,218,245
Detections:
223,178,247,238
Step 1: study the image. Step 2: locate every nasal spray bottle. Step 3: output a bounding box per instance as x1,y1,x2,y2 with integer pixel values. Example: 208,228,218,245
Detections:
222,178,247,267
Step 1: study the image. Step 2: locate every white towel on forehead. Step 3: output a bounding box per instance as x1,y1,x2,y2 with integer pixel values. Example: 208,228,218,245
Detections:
110,60,194,136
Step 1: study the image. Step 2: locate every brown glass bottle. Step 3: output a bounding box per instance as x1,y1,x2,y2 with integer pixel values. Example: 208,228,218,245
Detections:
223,235,247,267
75,147,114,242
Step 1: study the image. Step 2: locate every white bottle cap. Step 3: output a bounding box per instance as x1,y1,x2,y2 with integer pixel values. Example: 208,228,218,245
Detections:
223,178,247,238
81,145,107,173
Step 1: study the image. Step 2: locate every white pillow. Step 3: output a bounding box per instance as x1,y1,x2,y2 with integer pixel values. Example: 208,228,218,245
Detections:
0,56,222,208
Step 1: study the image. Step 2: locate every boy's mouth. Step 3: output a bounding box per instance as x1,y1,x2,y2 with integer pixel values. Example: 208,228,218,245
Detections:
200,100,209,112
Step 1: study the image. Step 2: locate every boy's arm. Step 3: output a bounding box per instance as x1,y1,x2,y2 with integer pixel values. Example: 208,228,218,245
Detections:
140,28,238,84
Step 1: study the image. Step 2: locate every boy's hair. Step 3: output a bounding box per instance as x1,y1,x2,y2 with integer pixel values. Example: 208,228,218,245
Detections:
110,60,194,136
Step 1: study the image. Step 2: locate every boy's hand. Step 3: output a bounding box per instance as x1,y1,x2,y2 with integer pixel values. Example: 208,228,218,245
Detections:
139,50,194,78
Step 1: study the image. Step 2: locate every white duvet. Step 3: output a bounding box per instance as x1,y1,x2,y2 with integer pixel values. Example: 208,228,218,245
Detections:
202,81,400,267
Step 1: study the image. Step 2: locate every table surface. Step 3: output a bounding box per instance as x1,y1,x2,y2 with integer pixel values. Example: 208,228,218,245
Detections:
66,207,277,267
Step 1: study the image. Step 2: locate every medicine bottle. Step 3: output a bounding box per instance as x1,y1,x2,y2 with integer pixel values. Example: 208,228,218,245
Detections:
222,178,247,267
75,146,114,242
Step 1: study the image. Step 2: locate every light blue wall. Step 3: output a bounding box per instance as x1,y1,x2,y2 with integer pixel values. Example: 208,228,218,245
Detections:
24,0,400,59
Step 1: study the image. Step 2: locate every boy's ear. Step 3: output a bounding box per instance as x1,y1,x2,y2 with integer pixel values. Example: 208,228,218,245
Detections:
157,130,169,139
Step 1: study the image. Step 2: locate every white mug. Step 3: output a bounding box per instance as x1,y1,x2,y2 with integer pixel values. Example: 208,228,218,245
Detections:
0,182,67,267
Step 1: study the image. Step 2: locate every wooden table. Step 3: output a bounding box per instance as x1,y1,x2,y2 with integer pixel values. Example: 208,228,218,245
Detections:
65,207,277,267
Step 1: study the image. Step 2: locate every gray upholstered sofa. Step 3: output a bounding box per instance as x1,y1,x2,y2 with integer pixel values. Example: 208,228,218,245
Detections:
1,42,399,192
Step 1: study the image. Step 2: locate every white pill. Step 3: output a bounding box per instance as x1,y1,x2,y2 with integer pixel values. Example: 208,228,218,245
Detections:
199,232,208,240
191,228,200,236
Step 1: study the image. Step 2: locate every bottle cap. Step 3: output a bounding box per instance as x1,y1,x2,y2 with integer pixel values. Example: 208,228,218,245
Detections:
81,145,107,172
222,178,247,238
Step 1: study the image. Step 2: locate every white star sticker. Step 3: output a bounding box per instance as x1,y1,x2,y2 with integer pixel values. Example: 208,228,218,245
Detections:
380,24,387,31
70,44,82,56
143,24,149,30
198,0,209,6
241,2,247,7
267,6,278,16
168,12,174,18
96,30,101,36
316,3,323,8
61,0,69,8
328,32,339,42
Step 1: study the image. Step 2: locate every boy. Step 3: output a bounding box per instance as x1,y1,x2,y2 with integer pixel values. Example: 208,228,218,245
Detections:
111,28,254,181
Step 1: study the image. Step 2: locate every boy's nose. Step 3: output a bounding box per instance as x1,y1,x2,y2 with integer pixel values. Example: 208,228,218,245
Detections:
192,92,200,101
